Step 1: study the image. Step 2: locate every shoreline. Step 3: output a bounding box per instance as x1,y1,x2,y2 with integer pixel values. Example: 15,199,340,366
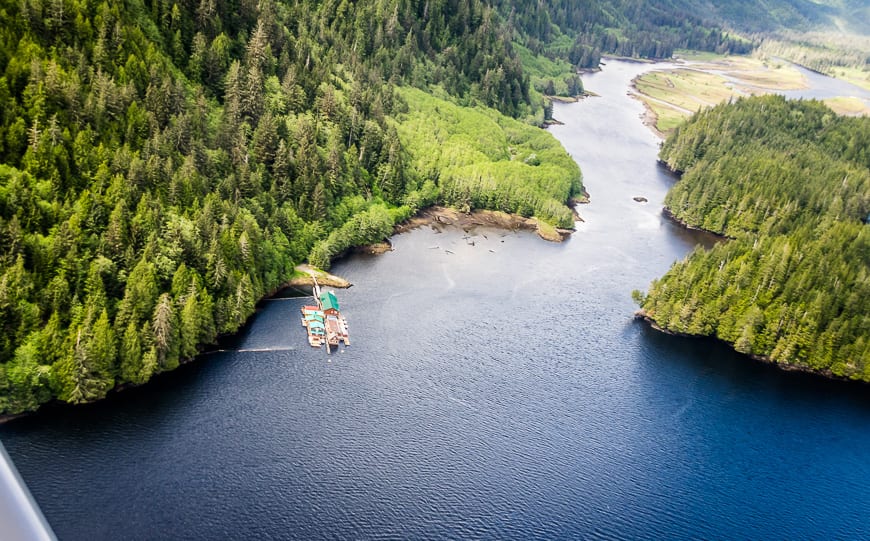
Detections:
628,76,670,139
601,55,657,65
641,158,854,385
633,311,867,385
283,264,352,289
660,207,733,240
394,205,578,242
635,92,666,139
0,203,581,422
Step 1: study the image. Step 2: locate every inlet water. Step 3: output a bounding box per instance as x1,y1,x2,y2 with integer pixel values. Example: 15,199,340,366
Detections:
1,60,868,540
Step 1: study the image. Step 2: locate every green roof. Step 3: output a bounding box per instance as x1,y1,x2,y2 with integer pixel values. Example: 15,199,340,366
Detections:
320,291,340,311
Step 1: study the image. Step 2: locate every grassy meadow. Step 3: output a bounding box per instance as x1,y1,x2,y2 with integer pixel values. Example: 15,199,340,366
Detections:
634,53,869,135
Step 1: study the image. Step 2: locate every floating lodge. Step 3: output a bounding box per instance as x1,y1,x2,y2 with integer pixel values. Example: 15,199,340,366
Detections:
301,283,349,352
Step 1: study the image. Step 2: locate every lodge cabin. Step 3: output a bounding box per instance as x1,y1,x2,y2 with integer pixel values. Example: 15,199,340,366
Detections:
300,289,349,349
319,290,350,347
319,291,341,316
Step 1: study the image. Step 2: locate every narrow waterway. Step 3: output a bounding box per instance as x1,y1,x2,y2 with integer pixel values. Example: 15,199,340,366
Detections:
2,60,869,540
780,62,870,104
695,57,870,107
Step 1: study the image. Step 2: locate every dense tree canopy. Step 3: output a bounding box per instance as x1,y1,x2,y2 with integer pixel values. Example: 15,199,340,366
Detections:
500,0,753,70
638,96,869,380
0,0,589,414
1,0,839,414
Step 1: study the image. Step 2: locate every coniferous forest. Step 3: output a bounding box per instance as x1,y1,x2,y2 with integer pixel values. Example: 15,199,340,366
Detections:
637,95,869,380
2,0,579,414
0,0,861,415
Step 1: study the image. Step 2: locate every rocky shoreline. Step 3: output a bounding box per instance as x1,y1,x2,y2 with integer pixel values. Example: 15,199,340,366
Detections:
284,264,352,289
660,207,733,239
279,202,587,291
395,205,578,242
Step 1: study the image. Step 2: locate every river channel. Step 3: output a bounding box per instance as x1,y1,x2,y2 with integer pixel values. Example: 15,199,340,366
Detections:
2,60,869,540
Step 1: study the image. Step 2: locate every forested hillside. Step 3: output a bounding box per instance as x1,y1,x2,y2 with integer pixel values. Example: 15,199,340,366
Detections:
666,0,837,32
0,0,832,415
637,96,870,380
395,88,581,229
499,0,753,71
0,0,591,415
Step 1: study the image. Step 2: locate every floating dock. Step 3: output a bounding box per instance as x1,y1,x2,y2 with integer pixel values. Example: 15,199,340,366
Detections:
300,305,325,347
301,277,349,351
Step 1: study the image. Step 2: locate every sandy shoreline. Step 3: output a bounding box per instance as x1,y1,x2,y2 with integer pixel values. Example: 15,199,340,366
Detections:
632,89,667,139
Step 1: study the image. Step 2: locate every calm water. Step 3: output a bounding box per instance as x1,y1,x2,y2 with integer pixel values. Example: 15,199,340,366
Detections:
2,61,869,540
691,56,870,109
780,62,870,105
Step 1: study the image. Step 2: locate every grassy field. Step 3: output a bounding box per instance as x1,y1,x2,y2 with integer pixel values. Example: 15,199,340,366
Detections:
828,66,870,92
823,96,870,116
671,50,720,62
634,69,737,112
675,54,807,90
755,32,870,92
643,101,689,133
635,53,869,135
724,58,807,90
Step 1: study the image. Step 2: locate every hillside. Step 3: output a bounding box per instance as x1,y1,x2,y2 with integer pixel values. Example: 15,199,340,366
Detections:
0,0,585,414
2,0,860,415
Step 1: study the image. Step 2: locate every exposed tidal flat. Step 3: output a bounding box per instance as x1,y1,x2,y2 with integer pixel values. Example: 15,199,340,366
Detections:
632,53,870,134
395,205,579,242
2,60,869,540
286,202,585,290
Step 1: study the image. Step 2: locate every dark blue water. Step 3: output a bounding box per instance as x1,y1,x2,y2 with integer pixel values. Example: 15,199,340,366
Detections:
2,61,869,540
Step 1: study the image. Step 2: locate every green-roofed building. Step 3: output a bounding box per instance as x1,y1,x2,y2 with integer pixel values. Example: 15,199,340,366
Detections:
320,291,340,315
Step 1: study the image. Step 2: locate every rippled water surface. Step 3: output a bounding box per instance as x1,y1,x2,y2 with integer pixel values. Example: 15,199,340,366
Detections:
2,61,869,540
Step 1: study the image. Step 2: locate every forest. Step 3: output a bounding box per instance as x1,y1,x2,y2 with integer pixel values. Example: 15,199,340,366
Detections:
0,0,850,415
0,0,586,414
636,95,869,380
